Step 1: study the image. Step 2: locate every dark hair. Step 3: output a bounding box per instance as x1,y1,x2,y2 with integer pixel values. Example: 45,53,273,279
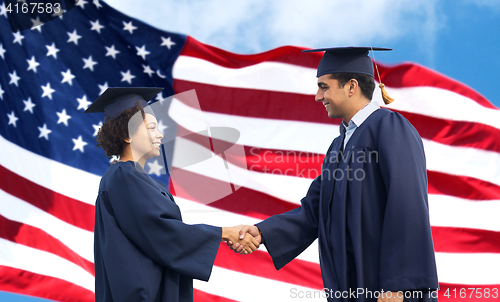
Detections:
96,102,146,157
329,73,376,100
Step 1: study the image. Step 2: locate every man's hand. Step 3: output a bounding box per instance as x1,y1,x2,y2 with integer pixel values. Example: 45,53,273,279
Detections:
377,291,404,302
222,225,259,254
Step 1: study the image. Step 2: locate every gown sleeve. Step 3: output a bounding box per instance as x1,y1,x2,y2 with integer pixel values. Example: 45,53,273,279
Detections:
256,174,321,270
377,112,439,291
102,163,222,281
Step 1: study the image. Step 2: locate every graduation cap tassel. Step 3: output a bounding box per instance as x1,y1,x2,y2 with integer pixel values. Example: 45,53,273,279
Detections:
371,47,394,105
379,83,394,105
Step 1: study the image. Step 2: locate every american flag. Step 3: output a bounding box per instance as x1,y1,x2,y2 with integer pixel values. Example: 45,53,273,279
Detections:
1,1,499,302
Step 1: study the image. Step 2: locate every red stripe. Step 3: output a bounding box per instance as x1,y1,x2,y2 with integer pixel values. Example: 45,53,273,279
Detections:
432,226,500,254
193,289,238,302
0,164,95,232
174,79,336,124
174,80,500,155
171,169,298,220
378,62,497,110
437,283,500,301
0,215,94,275
181,36,321,69
214,242,323,290
181,36,496,110
400,110,500,153
428,171,500,201
0,266,94,302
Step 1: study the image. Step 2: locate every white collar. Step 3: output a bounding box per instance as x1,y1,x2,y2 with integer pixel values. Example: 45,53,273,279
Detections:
343,101,380,129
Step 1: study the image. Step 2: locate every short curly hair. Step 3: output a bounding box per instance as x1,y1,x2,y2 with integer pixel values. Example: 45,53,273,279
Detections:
96,102,146,157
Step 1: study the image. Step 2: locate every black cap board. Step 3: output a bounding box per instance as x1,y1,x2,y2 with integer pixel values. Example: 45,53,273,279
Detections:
302,47,392,78
84,87,164,122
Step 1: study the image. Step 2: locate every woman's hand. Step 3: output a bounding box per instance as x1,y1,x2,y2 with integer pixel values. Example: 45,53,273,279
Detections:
222,225,260,254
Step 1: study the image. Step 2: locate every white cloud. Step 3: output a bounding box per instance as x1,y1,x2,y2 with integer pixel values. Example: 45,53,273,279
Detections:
105,0,444,56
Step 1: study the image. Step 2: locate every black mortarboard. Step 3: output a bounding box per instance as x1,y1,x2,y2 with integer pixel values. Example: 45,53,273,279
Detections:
302,46,391,78
84,87,164,122
302,47,394,104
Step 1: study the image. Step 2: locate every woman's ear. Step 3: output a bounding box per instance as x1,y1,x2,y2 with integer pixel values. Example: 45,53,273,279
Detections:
124,138,131,144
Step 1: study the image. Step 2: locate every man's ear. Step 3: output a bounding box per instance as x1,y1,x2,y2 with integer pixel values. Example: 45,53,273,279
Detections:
348,79,359,96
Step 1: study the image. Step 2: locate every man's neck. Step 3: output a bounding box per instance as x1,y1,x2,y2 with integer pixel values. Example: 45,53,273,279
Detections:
343,100,370,124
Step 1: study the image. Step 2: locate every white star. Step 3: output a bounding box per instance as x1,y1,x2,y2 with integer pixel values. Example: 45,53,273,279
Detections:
46,43,60,58
142,64,155,77
160,36,176,49
61,69,75,85
72,135,87,152
0,44,5,59
120,70,135,84
9,70,20,86
122,21,137,34
98,82,108,95
76,0,87,9
38,123,52,140
67,30,82,45
0,84,4,100
52,7,65,18
13,32,24,45
93,122,102,136
27,56,40,73
41,82,55,99
0,2,7,18
90,19,104,33
31,17,43,32
93,0,102,9
157,119,168,134
105,45,120,59
155,92,165,104
56,109,71,126
77,94,91,110
23,97,36,113
135,45,150,60
7,111,18,127
83,55,97,71
147,160,164,176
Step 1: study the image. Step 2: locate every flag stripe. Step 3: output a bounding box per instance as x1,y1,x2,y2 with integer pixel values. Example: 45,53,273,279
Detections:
174,79,500,154
0,239,94,292
214,242,323,290
428,171,500,201
434,253,500,285
0,266,94,302
0,164,95,232
0,214,94,275
181,37,497,110
432,227,500,254
428,194,500,232
193,289,238,302
0,189,94,263
0,135,100,206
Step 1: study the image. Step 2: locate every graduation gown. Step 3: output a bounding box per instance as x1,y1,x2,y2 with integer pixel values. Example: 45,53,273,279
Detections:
257,109,439,301
94,161,221,302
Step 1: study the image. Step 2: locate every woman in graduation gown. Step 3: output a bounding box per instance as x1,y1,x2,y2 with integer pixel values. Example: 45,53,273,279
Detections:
85,88,259,302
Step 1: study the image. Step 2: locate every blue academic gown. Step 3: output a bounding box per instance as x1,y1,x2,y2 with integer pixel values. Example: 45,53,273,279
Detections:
257,109,439,301
94,161,221,302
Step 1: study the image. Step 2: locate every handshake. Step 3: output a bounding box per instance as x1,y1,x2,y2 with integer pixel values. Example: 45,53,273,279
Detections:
221,225,261,255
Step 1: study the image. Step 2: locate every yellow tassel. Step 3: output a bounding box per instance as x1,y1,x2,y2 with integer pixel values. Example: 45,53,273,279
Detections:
379,83,394,105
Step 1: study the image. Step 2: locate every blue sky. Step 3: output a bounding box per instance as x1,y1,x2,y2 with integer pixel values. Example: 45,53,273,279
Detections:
2,0,499,301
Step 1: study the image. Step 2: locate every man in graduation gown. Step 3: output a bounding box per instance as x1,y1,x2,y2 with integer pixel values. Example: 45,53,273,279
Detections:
238,47,439,301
